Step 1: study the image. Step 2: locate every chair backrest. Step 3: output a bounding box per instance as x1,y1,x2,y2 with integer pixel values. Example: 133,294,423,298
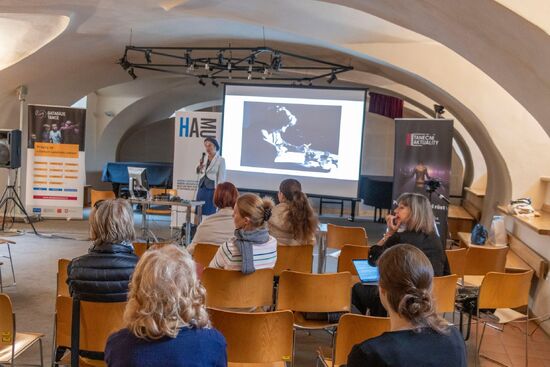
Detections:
332,314,390,366
337,245,369,275
432,274,459,313
464,246,508,275
192,243,220,268
55,295,72,349
276,271,351,313
445,248,467,277
150,188,178,197
132,242,149,258
478,270,534,309
79,300,127,353
90,189,115,208
273,244,313,276
57,258,71,297
0,294,14,349
326,224,367,250
209,308,294,364
201,268,274,309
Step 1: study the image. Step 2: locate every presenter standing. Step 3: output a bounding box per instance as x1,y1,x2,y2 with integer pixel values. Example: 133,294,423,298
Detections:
196,138,226,216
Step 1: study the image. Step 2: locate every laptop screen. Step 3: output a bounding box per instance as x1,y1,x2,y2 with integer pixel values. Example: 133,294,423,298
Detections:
352,259,380,284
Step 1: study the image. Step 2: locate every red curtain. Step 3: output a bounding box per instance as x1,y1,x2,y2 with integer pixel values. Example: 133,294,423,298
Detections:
368,92,404,119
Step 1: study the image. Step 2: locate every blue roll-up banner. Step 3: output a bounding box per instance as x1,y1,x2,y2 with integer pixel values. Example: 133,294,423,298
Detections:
392,118,454,247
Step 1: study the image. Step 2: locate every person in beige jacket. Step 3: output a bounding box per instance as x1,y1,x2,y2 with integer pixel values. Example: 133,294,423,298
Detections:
187,182,238,254
268,179,318,246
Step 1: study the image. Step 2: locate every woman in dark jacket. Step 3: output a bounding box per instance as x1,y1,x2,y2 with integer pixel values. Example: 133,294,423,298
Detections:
67,199,138,302
351,193,449,316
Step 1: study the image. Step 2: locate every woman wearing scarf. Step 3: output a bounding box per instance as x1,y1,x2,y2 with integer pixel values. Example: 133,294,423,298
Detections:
209,193,277,273
196,137,226,216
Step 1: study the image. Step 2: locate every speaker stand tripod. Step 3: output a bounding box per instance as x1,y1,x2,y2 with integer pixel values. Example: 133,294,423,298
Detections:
0,169,38,235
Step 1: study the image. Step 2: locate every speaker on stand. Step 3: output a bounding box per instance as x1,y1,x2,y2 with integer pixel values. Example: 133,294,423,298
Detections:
0,129,38,235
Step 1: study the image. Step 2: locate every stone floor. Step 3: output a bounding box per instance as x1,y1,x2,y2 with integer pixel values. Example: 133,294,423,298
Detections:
1,210,549,366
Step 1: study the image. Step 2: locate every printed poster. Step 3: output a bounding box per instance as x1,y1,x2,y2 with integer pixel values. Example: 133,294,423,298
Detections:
26,105,86,219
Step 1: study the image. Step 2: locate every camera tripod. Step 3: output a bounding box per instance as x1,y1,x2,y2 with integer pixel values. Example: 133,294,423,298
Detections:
0,168,38,235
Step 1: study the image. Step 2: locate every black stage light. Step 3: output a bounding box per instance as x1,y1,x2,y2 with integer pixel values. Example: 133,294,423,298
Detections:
145,49,152,64
211,79,219,87
327,70,336,84
198,78,206,86
127,67,137,80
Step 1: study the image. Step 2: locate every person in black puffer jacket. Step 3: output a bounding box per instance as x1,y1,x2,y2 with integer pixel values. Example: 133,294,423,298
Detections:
67,198,139,302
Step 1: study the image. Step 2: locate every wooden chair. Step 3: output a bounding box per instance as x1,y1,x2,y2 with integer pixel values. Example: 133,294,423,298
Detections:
0,294,44,366
317,314,390,367
192,243,220,268
71,300,127,367
0,237,16,285
273,244,313,276
57,258,71,297
52,295,72,366
337,245,369,274
209,308,294,366
276,271,351,330
201,268,275,309
146,188,178,215
132,242,149,258
432,274,459,314
476,270,534,367
445,248,467,277
326,224,367,250
0,261,3,292
464,246,508,276
90,189,115,208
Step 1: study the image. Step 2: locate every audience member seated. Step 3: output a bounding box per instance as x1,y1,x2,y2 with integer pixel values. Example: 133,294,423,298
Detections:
105,245,227,367
188,182,239,254
67,199,138,301
210,193,277,273
352,193,449,316
269,178,318,246
347,244,466,367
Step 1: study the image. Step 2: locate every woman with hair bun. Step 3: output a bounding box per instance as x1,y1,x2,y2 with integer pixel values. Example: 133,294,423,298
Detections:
269,178,318,246
210,193,277,273
347,244,466,367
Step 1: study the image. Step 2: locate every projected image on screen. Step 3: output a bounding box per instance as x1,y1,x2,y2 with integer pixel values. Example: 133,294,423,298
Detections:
241,102,341,173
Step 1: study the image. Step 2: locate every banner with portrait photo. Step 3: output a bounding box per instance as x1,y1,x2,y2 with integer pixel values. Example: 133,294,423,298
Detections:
171,111,222,227
26,105,86,219
393,118,453,247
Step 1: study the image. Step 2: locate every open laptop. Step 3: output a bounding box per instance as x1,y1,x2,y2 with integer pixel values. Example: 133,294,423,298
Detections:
352,259,380,284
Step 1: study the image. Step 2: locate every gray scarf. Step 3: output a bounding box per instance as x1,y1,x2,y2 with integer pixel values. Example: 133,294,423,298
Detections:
234,228,270,274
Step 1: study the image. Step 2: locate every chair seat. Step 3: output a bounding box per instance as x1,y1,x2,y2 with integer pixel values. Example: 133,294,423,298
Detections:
293,312,338,330
494,308,527,324
461,275,484,287
80,356,107,367
0,332,43,363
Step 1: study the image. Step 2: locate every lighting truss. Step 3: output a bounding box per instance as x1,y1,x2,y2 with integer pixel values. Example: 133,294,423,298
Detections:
118,46,353,85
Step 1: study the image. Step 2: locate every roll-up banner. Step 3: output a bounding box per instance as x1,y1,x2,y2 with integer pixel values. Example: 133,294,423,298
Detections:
172,111,222,227
392,118,453,247
26,105,86,219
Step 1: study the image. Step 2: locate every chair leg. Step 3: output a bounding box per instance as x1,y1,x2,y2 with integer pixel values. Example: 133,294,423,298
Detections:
7,243,15,284
39,338,44,367
0,265,3,293
525,312,529,367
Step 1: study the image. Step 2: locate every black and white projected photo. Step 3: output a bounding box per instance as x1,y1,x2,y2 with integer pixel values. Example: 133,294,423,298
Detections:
240,101,342,173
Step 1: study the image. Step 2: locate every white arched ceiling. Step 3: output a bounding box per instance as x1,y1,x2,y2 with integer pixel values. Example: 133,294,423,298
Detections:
5,0,550,222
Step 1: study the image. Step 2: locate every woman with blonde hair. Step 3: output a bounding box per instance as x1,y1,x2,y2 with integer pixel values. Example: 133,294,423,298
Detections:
67,199,138,301
347,244,466,366
351,192,449,316
105,245,227,367
210,193,277,273
269,178,318,245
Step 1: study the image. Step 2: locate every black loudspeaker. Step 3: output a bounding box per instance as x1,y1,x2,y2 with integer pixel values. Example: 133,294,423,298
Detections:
0,129,22,169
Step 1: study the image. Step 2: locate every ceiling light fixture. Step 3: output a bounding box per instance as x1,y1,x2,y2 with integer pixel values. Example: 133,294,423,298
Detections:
198,77,205,86
119,46,353,84
127,67,137,80
211,79,219,87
